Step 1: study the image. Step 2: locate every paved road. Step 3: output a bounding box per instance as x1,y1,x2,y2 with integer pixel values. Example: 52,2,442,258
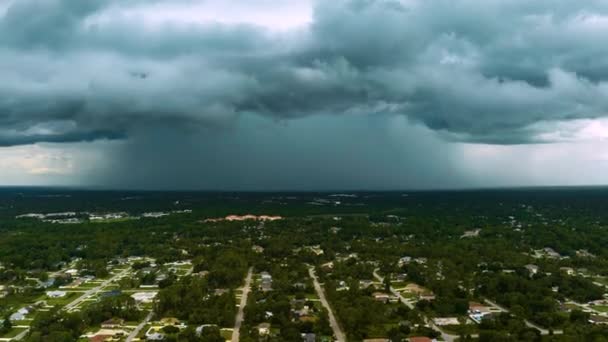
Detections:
126,311,154,342
10,329,29,341
372,269,460,342
64,268,130,311
232,267,253,342
484,299,563,335
308,267,346,342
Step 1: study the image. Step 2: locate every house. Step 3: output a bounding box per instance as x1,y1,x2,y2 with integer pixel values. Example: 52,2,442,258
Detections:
293,305,312,317
257,323,271,336
47,290,67,298
89,334,113,342
420,293,436,301
589,314,608,325
40,278,56,288
359,280,375,289
301,332,316,342
336,281,349,291
468,302,490,314
147,332,165,340
101,318,124,329
433,317,460,326
470,312,487,323
320,261,334,271
293,282,307,290
160,317,181,326
560,267,575,276
260,272,273,292
261,281,273,292
306,246,324,256
214,288,230,296
576,249,595,258
10,307,30,321
543,247,561,259
394,273,408,282
372,292,390,303
461,229,481,238
525,264,539,276
397,256,412,267
65,269,79,276
132,291,157,303
470,312,501,324
252,245,264,254
145,327,165,340
413,258,428,265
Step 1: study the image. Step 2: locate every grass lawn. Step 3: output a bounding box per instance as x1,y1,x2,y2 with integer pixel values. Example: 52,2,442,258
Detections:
220,328,233,340
0,292,43,315
138,324,152,338
46,292,79,306
391,281,408,288
442,324,479,335
11,320,32,326
0,327,28,338
140,303,154,311
592,305,608,312
400,291,417,299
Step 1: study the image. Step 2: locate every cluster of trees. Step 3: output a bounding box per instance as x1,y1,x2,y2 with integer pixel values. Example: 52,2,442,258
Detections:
155,276,237,327
478,272,603,328
0,317,11,335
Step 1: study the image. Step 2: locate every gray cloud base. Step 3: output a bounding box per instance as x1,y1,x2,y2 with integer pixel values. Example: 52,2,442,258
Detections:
2,0,608,146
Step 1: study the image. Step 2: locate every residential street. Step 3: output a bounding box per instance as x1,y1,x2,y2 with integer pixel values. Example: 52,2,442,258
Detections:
63,268,131,311
308,266,346,342
126,311,154,342
232,267,253,342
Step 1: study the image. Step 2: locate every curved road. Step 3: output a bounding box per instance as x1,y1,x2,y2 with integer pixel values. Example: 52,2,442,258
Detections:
232,267,253,342
308,267,346,342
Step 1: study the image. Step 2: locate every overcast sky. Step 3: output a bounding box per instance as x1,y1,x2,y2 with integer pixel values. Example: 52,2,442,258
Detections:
2,0,608,190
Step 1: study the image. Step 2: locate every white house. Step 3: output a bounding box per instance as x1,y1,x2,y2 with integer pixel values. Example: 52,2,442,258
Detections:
47,290,67,298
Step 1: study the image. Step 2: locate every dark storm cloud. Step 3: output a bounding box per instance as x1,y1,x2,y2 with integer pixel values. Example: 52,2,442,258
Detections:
2,0,608,146
94,114,467,191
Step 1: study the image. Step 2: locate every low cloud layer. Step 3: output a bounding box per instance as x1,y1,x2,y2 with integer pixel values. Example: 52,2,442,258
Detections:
3,0,608,147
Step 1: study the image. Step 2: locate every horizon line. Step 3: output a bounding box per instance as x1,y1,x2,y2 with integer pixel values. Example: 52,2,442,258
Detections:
1,184,608,193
